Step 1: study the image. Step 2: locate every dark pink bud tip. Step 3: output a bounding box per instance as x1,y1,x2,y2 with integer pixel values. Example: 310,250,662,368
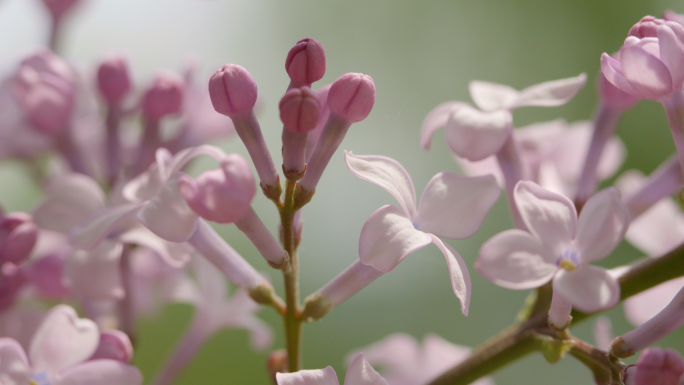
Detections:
633,348,684,385
328,73,376,123
285,38,326,86
208,64,258,117
279,87,321,134
628,16,665,38
141,70,184,120
41,0,81,20
97,55,132,104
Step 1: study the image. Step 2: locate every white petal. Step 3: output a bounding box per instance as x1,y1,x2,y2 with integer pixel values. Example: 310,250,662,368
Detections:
600,53,637,96
70,203,145,250
64,241,123,301
514,181,576,254
511,73,587,109
122,162,166,202
33,174,105,233
429,235,471,316
444,105,513,161
420,102,465,150
345,151,417,218
359,205,432,273
29,305,99,374
476,229,557,289
0,338,31,385
414,172,499,239
468,81,520,111
118,227,193,267
344,354,388,385
576,188,629,263
53,360,143,385
276,367,339,385
621,45,673,100
553,266,620,312
137,174,199,242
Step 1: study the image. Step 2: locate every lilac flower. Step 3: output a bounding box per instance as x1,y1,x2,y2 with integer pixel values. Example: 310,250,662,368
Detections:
0,305,142,385
476,181,629,313
623,348,684,385
350,333,494,385
275,353,387,385
421,74,587,161
346,151,500,314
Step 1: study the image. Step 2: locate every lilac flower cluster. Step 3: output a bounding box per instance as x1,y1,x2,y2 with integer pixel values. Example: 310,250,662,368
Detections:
0,1,683,384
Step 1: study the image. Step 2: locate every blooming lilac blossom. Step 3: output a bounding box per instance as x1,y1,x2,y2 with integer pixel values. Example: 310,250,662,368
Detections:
0,305,142,385
476,181,629,314
346,151,500,314
350,333,494,385
276,353,387,385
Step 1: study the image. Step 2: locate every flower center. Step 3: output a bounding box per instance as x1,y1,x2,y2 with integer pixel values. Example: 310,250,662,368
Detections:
557,249,578,271
31,372,51,385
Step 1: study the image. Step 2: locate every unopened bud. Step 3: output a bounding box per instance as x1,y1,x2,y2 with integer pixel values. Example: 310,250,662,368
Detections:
280,87,321,134
248,282,278,305
90,330,134,363
623,348,684,385
141,70,184,120
327,72,375,123
208,64,258,117
0,212,38,265
285,38,326,87
628,16,666,38
41,0,81,21
97,55,132,104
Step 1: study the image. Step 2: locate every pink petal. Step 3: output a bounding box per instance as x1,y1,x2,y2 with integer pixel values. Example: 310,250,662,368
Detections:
0,338,31,384
33,174,105,234
53,360,143,385
476,229,557,289
118,227,193,267
626,197,684,257
344,353,388,385
553,266,620,312
90,330,133,363
167,145,227,176
454,156,504,187
621,45,674,100
624,277,684,326
468,81,519,112
514,181,576,254
414,172,499,239
358,205,432,273
575,188,630,263
63,241,123,301
70,203,145,250
352,333,420,372
600,53,638,96
429,235,471,316
658,25,684,91
444,105,512,161
276,366,339,385
344,151,417,218
29,305,99,374
420,102,465,150
137,174,199,242
511,73,587,109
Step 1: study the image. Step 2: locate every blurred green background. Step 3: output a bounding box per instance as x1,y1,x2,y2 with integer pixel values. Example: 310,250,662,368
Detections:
0,0,683,383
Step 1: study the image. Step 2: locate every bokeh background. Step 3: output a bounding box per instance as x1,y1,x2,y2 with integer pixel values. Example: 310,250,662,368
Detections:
0,0,683,383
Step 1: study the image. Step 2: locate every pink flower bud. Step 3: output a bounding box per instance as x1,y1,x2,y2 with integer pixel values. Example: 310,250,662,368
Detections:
141,70,184,120
97,55,132,104
178,154,256,224
285,38,326,87
629,16,666,38
0,212,38,265
90,330,134,363
208,64,258,117
623,348,684,385
598,71,638,111
41,0,81,21
14,51,75,135
327,72,375,123
280,87,321,134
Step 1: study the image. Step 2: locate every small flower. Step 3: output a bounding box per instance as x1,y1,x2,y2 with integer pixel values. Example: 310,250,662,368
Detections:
275,353,387,385
141,70,184,121
476,181,629,312
96,54,132,105
346,151,500,314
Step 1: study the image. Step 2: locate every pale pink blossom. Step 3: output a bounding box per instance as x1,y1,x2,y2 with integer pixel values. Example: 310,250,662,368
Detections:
346,151,500,314
350,333,494,385
276,353,387,385
476,181,629,312
0,305,142,385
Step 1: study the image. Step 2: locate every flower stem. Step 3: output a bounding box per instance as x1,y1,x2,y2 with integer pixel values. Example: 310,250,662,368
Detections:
280,179,302,372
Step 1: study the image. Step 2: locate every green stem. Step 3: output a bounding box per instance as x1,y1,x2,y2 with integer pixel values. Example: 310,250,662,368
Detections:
427,244,684,385
280,179,302,372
